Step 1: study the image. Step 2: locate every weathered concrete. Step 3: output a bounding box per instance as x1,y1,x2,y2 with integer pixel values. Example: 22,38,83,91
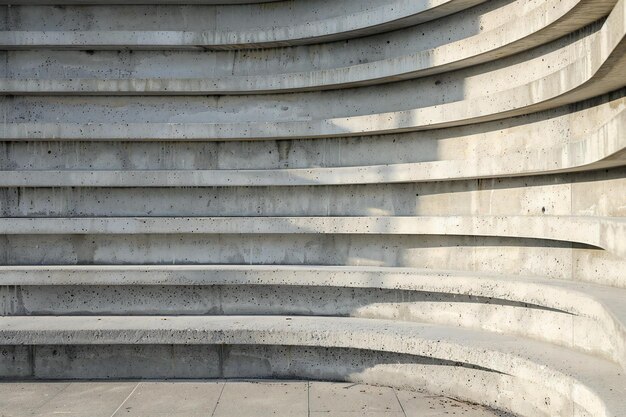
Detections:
1,316,625,417
2,100,624,185
3,168,625,218
0,94,623,191
1,215,624,258
2,2,625,140
1,271,624,365
0,0,486,49
0,0,624,416
0,0,614,94
4,265,624,362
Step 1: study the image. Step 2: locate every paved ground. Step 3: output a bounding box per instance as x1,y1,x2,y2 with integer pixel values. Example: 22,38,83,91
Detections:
0,380,509,417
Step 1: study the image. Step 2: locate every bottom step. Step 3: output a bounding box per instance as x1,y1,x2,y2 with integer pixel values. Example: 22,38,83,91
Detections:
1,316,624,417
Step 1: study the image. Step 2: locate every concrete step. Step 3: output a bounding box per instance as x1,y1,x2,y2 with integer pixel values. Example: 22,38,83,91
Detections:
3,235,623,287
0,0,610,94
1,137,621,186
3,17,624,141
1,215,623,258
1,92,622,172
0,1,607,91
7,286,607,362
1,103,623,186
1,315,624,416
2,168,623,218
0,0,484,49
1,265,624,365
11,162,620,187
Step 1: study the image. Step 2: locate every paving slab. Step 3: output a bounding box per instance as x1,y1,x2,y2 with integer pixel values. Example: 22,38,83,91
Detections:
309,382,403,413
0,380,516,417
211,381,308,417
112,381,223,417
396,389,508,417
29,382,137,417
0,382,70,416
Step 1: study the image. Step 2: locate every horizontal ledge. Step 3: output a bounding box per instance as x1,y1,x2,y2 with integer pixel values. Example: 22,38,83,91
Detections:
2,109,623,185
0,264,622,320
0,0,607,94
4,264,625,366
0,215,624,257
1,157,622,186
0,264,611,292
0,315,622,417
0,0,481,50
0,315,534,349
2,13,624,141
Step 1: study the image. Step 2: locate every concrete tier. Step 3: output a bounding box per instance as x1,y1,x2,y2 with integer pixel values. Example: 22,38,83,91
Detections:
1,101,623,185
2,170,624,216
2,2,625,140
0,0,486,49
1,265,624,366
0,380,510,417
1,92,623,173
6,233,625,285
0,0,615,94
1,216,624,258
1,316,625,417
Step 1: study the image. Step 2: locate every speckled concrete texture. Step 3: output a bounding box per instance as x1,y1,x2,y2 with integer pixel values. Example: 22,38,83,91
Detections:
0,0,625,416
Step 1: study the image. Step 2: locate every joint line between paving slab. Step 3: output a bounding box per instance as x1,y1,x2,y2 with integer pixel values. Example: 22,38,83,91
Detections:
210,381,226,417
307,381,311,417
393,388,408,417
33,381,72,411
109,381,140,417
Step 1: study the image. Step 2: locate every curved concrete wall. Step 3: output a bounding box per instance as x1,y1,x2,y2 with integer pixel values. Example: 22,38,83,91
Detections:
0,1,625,416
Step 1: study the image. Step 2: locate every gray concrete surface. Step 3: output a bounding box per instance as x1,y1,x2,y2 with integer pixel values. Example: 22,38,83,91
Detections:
0,0,486,49
0,0,612,93
2,93,622,172
1,215,624,258
1,0,625,416
1,316,625,417
0,380,508,417
1,104,624,185
2,265,624,365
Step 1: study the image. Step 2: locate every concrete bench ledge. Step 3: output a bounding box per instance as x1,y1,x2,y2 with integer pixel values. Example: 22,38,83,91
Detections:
1,215,624,258
0,1,624,414
1,264,621,321
1,315,624,417
1,154,621,187
0,0,610,94
0,0,483,49
3,4,624,141
2,92,620,171
2,106,623,186
1,264,624,365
